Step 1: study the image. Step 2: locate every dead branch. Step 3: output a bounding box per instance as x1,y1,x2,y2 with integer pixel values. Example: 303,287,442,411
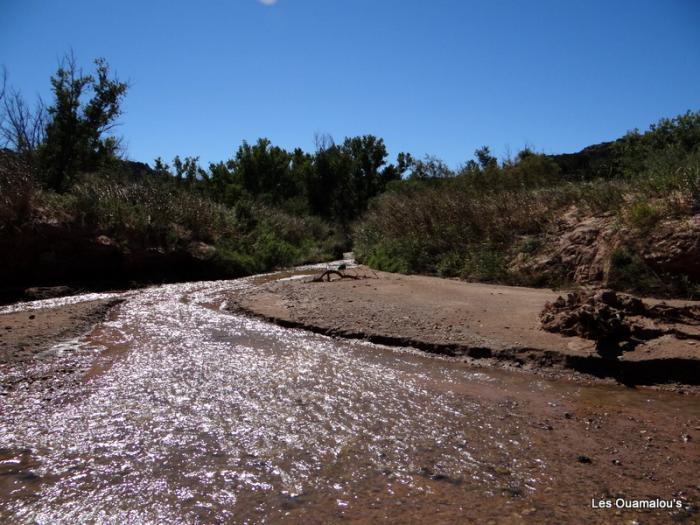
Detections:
310,269,360,282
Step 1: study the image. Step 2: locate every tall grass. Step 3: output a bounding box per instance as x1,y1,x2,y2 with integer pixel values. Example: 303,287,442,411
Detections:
69,177,237,245
1,162,346,279
354,145,700,293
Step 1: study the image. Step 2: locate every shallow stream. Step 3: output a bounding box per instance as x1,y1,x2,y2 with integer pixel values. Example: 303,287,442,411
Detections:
1,269,698,524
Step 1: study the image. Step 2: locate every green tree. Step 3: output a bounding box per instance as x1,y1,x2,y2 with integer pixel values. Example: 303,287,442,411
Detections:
208,160,242,206
173,155,206,187
39,54,128,190
234,138,295,202
408,155,453,179
307,142,353,220
475,146,497,170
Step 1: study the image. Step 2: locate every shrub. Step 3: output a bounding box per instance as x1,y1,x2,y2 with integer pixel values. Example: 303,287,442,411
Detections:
353,113,700,296
363,244,409,274
608,247,661,293
0,154,36,227
459,245,509,282
211,246,260,276
69,176,236,246
627,201,664,231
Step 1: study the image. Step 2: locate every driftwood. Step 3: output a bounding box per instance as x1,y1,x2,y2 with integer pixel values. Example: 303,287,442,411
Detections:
311,269,360,282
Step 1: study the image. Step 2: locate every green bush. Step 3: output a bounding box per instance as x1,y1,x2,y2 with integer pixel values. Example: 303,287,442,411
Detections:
459,246,509,282
436,251,465,277
608,247,661,293
212,246,260,276
363,244,409,274
516,236,543,255
627,201,663,231
353,112,700,296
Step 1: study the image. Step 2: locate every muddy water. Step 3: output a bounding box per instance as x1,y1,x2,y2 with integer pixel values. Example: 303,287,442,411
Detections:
1,273,699,524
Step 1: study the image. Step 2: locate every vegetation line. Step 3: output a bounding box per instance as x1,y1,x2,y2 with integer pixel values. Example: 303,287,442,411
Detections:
1,54,699,299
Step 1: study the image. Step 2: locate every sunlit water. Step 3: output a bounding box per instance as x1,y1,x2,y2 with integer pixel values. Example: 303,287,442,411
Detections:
1,269,698,524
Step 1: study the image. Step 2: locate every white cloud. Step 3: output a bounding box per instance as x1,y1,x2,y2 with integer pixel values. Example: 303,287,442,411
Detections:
259,0,278,5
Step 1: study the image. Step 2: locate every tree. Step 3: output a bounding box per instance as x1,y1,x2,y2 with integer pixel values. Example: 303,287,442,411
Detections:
305,135,404,222
39,54,128,190
234,138,295,202
208,159,242,206
0,67,46,162
343,135,391,199
307,142,353,220
408,155,453,179
475,146,497,170
0,89,46,160
173,155,206,186
0,66,6,103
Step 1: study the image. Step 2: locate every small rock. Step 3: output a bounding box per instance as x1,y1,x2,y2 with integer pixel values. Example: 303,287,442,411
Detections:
577,455,592,464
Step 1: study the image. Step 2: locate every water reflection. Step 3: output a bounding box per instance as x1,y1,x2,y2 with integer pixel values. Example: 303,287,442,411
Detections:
1,275,697,524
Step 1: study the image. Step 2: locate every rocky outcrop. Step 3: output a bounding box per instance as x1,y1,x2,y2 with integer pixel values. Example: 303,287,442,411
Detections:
553,212,618,283
643,215,700,280
510,208,619,285
511,207,700,292
541,289,700,351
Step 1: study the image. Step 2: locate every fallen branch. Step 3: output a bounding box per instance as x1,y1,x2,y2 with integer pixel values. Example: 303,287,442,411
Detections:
310,269,360,282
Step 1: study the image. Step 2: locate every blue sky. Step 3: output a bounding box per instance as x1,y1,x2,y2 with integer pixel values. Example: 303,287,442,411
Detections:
1,0,699,168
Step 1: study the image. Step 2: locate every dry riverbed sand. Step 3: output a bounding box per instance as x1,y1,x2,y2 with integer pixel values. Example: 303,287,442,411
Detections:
231,267,700,387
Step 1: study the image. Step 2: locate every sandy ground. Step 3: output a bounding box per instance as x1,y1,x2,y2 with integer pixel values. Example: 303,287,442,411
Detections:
0,277,698,523
0,299,122,365
231,267,700,386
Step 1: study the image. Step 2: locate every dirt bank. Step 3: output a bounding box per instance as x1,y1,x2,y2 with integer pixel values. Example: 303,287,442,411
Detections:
0,299,122,365
230,267,700,386
0,220,236,305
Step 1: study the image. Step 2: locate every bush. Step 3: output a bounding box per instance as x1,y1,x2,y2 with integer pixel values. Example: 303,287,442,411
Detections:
211,246,260,276
364,245,409,274
69,175,236,246
608,247,661,293
627,201,664,231
353,113,700,296
0,154,36,228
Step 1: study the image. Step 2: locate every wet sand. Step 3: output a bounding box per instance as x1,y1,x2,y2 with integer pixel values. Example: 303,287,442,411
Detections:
0,297,125,410
0,271,698,523
230,267,700,387
0,299,123,365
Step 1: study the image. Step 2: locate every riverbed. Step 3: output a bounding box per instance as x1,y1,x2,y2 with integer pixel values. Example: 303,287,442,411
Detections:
1,270,698,524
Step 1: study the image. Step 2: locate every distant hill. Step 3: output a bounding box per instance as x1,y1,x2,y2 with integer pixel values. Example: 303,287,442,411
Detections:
549,141,618,180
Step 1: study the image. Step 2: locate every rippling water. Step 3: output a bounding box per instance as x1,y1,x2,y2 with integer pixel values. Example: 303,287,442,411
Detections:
1,272,698,524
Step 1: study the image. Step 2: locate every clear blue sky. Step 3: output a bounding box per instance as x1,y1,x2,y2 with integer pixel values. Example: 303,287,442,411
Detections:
1,0,699,168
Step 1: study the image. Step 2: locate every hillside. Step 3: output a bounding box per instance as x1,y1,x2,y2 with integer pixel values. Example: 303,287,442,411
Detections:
355,111,700,298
